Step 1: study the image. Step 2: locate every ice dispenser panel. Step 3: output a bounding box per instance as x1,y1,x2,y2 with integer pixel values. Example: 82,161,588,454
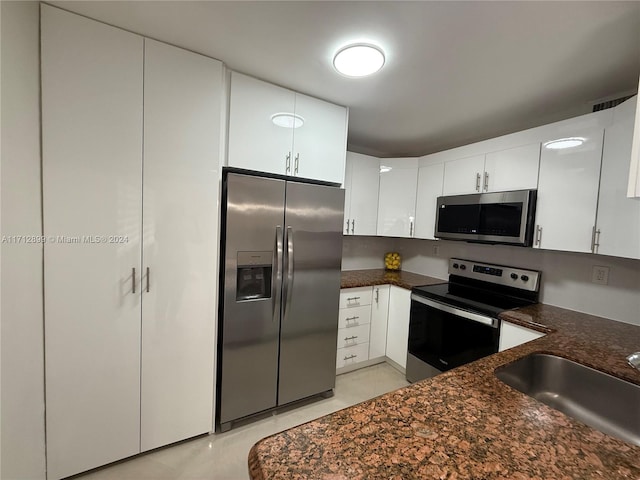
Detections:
236,251,272,301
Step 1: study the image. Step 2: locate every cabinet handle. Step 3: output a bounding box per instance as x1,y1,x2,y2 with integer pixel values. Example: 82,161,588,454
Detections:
344,335,358,341
346,296,360,302
375,288,379,304
286,152,291,173
146,267,150,293
132,267,136,294
483,172,489,191
294,153,299,175
344,354,357,361
345,219,350,234
535,225,542,246
345,316,359,324
409,218,414,237
591,226,601,253
351,219,355,235
476,173,481,192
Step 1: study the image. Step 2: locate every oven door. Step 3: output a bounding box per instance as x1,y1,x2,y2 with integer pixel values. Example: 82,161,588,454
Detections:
407,295,499,383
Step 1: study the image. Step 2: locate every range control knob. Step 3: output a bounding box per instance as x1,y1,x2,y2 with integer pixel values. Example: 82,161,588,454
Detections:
459,264,466,270
452,263,459,269
510,273,518,280
521,275,529,282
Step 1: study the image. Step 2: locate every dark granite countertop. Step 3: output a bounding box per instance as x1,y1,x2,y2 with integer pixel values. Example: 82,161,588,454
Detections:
340,268,445,290
249,299,640,479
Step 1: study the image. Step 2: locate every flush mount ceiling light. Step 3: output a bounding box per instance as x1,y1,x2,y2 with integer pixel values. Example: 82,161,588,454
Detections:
543,137,585,150
333,44,385,77
271,113,304,129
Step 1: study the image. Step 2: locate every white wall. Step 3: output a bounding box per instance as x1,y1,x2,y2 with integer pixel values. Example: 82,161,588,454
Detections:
1,2,47,479
342,236,640,326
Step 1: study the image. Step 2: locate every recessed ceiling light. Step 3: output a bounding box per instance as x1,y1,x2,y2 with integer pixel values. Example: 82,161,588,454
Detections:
380,165,392,173
333,44,385,78
543,137,585,150
271,113,304,129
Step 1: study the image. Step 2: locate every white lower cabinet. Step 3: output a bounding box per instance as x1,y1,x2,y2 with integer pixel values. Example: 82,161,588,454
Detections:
337,287,372,370
385,286,412,369
498,321,545,352
336,343,371,369
370,285,390,359
42,6,221,478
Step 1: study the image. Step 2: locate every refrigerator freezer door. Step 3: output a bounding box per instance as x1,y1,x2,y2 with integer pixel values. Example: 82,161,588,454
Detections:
278,181,345,405
219,173,285,425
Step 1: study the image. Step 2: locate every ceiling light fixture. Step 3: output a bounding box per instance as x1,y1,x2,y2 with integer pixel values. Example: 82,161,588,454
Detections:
543,137,585,150
271,113,304,129
333,44,385,77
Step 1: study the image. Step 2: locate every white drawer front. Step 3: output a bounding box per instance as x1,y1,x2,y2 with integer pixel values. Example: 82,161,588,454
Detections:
336,323,370,349
339,287,373,308
336,342,369,369
338,305,371,329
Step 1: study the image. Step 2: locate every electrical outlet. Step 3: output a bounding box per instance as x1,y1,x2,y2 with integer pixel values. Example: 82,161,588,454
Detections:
591,266,610,285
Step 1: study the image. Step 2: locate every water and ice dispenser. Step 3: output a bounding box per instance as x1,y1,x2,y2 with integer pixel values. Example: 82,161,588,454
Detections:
236,251,272,301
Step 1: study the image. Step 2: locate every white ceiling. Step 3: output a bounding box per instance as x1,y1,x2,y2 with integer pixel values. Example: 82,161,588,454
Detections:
52,1,640,158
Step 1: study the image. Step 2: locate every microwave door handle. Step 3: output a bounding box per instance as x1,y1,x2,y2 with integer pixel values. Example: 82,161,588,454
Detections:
411,294,498,328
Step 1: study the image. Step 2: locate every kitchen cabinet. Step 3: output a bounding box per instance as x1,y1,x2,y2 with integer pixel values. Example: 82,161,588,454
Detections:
385,286,411,370
337,287,372,370
535,126,604,253
499,321,545,352
442,144,539,196
628,77,640,198
370,285,390,359
228,72,347,184
414,162,444,239
42,7,221,478
343,152,379,235
377,158,419,237
595,96,640,259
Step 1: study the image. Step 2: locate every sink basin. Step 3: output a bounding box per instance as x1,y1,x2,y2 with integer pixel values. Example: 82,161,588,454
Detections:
495,353,640,446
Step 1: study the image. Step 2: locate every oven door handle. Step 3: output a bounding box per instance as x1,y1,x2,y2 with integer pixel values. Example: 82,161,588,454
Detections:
411,294,499,328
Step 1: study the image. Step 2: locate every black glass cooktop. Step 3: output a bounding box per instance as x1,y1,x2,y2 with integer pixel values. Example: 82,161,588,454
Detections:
412,282,537,318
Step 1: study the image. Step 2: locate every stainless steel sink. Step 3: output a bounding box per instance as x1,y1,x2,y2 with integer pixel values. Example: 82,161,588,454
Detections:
495,353,640,446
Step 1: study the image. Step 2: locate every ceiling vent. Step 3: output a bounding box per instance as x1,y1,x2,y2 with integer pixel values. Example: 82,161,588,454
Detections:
592,95,633,112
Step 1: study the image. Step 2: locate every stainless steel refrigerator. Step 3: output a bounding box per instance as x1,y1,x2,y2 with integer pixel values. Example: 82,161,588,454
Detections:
216,169,344,431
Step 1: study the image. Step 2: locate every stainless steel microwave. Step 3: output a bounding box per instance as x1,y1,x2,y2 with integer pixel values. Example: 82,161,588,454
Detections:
434,190,537,246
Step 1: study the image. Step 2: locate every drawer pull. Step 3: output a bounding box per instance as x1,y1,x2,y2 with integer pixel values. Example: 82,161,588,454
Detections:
344,354,358,361
344,335,358,341
346,296,361,302
345,316,359,323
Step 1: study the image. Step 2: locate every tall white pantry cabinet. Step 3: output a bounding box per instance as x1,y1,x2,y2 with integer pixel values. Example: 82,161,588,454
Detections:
41,6,222,479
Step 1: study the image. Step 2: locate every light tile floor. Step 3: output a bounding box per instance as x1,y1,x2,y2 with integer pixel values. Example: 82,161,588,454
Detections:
74,363,409,480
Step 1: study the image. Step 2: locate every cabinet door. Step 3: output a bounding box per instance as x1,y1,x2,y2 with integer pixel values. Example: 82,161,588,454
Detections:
596,97,640,259
385,286,411,369
228,72,295,175
414,163,444,239
141,40,221,451
536,127,604,252
370,285,390,359
348,152,380,235
377,158,419,237
41,6,143,479
342,155,353,233
293,93,348,184
483,143,540,192
442,155,485,195
498,321,545,352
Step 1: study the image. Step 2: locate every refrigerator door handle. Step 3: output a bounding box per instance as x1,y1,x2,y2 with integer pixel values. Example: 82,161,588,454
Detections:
272,226,283,322
283,226,294,322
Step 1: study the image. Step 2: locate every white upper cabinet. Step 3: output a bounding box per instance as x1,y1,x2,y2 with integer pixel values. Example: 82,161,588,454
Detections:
442,155,485,195
292,93,348,184
596,97,640,259
414,162,444,240
483,143,540,192
228,72,347,184
343,152,379,235
443,144,540,196
377,158,419,238
42,6,143,479
535,125,605,253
